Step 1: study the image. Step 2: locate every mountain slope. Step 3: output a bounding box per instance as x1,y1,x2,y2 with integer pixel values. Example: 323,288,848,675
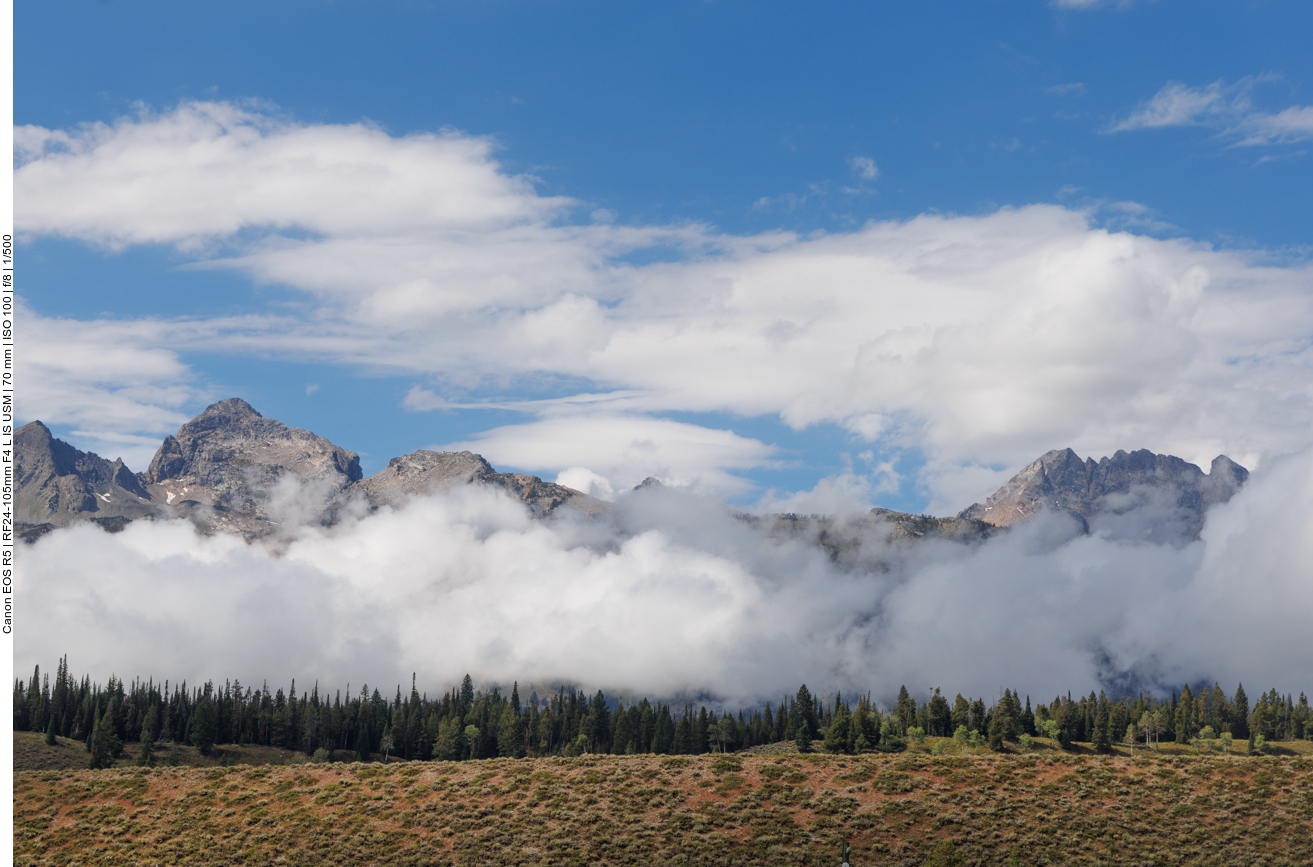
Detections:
958,447,1248,537
355,449,605,516
14,421,154,527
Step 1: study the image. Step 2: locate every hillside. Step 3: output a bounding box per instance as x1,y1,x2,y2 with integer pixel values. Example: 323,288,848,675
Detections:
14,743,1312,866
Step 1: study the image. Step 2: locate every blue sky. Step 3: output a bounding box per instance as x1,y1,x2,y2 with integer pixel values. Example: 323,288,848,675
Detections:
16,0,1313,514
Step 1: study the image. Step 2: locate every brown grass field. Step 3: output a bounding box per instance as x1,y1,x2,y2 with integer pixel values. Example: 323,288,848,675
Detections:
12,732,1313,866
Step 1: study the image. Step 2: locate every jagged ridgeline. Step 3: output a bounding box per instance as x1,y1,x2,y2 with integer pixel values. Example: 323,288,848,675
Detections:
15,397,1249,543
13,659,1309,767
15,398,605,540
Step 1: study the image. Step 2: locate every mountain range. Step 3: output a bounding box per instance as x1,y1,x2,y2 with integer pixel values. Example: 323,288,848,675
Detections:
15,398,1248,544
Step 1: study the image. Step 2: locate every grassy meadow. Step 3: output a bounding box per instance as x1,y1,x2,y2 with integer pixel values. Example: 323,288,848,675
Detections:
12,732,1313,866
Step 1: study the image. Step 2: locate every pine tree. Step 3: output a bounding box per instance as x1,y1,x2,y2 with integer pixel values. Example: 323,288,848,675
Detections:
987,702,1009,751
459,675,475,715
927,689,950,737
190,694,217,756
136,731,155,767
673,711,692,755
824,701,851,754
1093,696,1111,754
792,685,818,743
1232,684,1250,740
951,694,970,732
88,707,120,769
44,718,57,747
1175,684,1194,744
895,686,916,734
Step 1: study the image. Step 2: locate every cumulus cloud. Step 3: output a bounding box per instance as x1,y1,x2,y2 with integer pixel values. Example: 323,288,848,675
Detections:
1112,77,1313,146
17,449,1313,705
20,308,204,468
14,101,571,248
16,101,1313,510
439,414,780,497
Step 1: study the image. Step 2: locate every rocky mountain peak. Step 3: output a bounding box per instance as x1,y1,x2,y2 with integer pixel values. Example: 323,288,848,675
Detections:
140,397,363,533
355,448,604,517
14,420,154,528
958,447,1248,538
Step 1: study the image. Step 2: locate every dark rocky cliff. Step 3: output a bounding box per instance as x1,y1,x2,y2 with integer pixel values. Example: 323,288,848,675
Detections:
15,421,155,527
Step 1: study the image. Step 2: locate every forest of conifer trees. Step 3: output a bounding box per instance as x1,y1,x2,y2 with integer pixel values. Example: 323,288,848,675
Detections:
13,657,1311,769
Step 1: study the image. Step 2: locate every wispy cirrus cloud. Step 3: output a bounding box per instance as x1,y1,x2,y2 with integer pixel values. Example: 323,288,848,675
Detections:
1051,0,1142,9
1112,76,1313,146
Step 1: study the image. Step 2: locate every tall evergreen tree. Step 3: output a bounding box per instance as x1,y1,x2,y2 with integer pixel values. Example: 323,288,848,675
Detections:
927,689,950,737
794,721,812,753
459,675,475,715
824,701,851,754
1093,694,1111,754
792,685,818,742
1231,684,1250,740
88,706,120,769
1175,684,1194,744
895,686,917,734
987,697,1013,752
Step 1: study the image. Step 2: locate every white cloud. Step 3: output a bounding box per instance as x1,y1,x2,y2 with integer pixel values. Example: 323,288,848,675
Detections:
17,448,1313,704
1051,0,1141,9
848,155,879,181
16,101,1313,511
15,101,571,248
20,308,203,468
1112,77,1313,146
438,414,779,497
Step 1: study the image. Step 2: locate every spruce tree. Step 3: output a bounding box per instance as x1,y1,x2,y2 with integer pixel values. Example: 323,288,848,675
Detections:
459,675,475,714
136,732,156,767
44,718,57,747
987,705,1007,751
190,695,217,756
1231,684,1250,739
88,709,119,769
1093,698,1111,754
927,689,950,737
673,712,692,755
951,694,970,732
895,686,916,734
792,685,818,742
1175,684,1194,744
824,702,851,754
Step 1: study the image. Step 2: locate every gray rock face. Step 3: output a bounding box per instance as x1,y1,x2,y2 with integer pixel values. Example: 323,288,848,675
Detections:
760,509,998,563
15,399,607,540
14,421,154,526
866,508,999,544
141,398,362,533
354,450,498,505
957,448,1248,537
355,449,606,517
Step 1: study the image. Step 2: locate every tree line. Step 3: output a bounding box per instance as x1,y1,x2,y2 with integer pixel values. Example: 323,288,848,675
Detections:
12,657,1311,769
